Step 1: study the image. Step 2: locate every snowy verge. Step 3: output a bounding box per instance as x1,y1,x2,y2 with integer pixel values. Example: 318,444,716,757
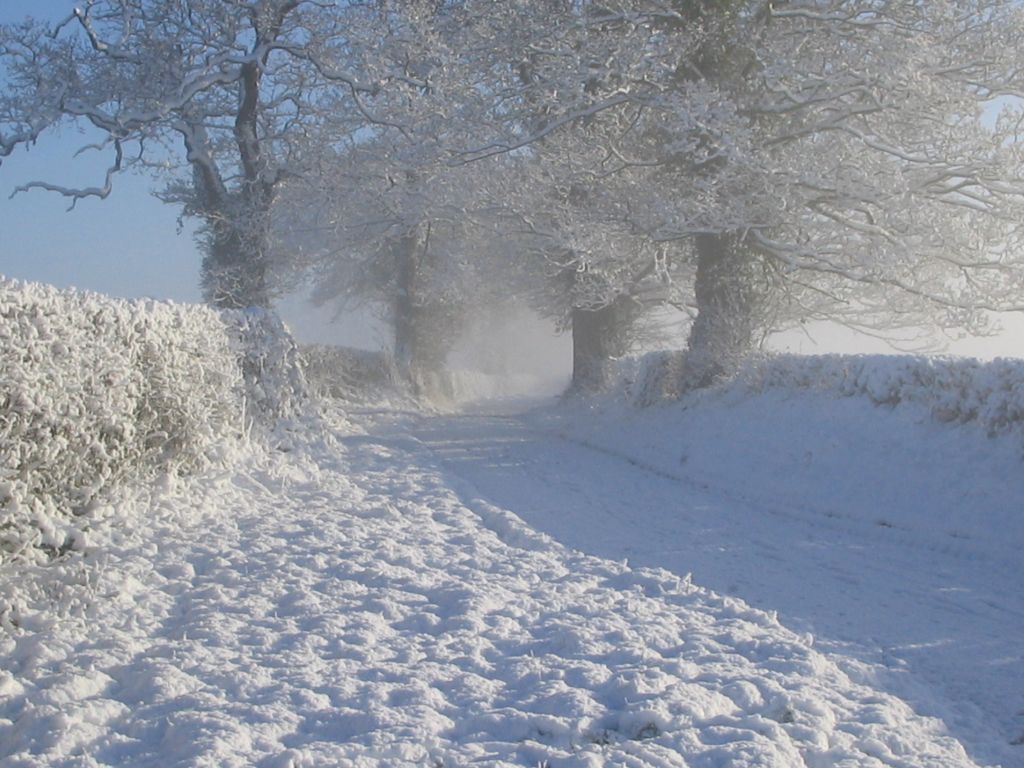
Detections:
300,344,406,406
0,276,308,565
550,352,1024,568
626,350,1024,437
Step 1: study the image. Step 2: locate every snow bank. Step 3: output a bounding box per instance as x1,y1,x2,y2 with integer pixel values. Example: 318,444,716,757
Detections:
629,350,1024,435
741,353,1024,434
0,276,307,564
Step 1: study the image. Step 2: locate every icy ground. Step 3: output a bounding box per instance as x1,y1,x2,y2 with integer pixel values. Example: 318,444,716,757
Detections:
2,392,1021,767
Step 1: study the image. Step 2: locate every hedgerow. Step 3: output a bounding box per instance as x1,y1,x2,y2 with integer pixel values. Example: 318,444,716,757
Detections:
631,350,1024,436
0,276,307,564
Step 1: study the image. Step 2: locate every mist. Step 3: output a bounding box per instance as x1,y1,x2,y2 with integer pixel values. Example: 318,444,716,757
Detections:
446,302,572,399
277,293,572,402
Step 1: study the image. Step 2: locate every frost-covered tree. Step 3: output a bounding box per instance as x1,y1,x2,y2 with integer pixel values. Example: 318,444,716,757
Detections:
672,0,1024,386
443,0,1024,390
274,148,494,394
480,158,693,392
431,1,711,391
0,0,382,309
269,1,508,393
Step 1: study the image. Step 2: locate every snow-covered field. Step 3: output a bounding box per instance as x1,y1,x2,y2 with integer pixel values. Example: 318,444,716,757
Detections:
2,281,1022,766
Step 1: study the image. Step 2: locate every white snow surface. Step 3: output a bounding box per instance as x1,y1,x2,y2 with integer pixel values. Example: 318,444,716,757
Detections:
2,379,1018,766
419,385,1024,767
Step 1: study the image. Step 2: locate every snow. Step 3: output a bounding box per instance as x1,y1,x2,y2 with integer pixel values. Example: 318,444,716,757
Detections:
406,379,1024,766
0,392,1013,766
0,405,985,767
0,275,309,566
2,283,1021,765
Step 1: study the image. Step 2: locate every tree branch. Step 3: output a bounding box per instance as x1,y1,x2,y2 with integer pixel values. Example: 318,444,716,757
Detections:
10,139,123,210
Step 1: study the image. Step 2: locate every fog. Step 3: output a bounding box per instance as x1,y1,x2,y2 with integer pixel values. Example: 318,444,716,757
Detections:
277,293,572,400
446,303,572,398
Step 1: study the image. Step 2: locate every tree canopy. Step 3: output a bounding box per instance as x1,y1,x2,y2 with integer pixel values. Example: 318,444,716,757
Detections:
4,0,1024,392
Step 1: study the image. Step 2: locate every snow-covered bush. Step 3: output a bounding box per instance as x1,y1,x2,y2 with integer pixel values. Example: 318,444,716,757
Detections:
0,276,307,563
232,310,309,425
632,351,686,406
581,351,685,405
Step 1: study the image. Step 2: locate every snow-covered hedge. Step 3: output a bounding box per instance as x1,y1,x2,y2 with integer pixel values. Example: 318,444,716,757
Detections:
740,353,1024,435
0,276,307,563
628,349,1024,435
300,344,398,404
233,310,308,424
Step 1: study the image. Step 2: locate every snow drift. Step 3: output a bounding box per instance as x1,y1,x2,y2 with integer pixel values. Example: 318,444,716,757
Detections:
0,276,307,564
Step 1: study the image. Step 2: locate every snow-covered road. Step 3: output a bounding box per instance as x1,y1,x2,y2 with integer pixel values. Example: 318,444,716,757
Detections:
383,398,1024,767
1,399,1018,767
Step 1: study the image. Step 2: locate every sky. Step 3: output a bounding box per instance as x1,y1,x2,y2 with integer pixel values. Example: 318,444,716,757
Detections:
0,2,204,303
0,1,1020,360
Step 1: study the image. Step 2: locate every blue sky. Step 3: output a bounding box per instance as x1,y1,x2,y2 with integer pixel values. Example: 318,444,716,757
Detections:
0,0,389,351
0,1,203,302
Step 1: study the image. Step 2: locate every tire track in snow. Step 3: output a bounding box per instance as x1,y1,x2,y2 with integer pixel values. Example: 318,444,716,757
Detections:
389,405,1024,767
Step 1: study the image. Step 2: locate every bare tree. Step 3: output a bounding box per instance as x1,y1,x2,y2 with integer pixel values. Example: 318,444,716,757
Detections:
0,0,380,308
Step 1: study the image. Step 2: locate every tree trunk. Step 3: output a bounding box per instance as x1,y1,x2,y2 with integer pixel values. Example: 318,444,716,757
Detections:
569,296,638,394
681,233,765,390
393,231,425,385
392,230,460,399
201,223,271,310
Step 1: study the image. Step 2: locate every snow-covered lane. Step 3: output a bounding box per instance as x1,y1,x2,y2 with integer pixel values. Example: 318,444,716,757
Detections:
0,412,986,767
389,400,1024,767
